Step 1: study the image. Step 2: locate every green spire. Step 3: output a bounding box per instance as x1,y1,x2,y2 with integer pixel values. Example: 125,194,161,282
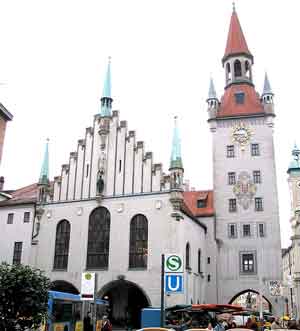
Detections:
288,143,300,173
100,57,113,116
39,139,49,185
170,116,183,169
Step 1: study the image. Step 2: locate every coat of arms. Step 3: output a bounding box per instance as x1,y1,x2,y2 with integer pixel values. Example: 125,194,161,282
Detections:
233,171,257,210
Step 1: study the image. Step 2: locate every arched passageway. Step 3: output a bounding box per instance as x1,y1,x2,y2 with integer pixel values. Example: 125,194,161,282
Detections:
50,280,79,294
98,280,151,328
229,289,272,313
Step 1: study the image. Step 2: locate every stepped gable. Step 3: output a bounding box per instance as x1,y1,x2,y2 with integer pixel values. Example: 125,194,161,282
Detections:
217,84,263,118
183,190,214,217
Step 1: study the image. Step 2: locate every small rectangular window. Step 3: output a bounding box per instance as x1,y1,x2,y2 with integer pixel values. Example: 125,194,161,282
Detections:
119,160,122,173
253,170,261,184
13,242,23,265
207,257,211,264
197,199,207,208
229,199,237,212
255,197,263,211
7,213,14,224
228,172,236,185
251,143,260,156
240,252,256,274
243,224,251,237
207,274,211,282
258,223,265,237
23,212,30,223
235,92,245,104
228,223,237,238
86,164,89,177
227,145,235,158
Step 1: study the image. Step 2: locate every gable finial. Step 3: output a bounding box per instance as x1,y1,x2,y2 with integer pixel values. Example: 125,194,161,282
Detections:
232,1,236,12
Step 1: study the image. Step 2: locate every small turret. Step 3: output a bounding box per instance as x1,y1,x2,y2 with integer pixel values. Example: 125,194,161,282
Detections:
261,72,274,114
38,139,51,203
100,57,113,117
169,116,184,191
207,78,219,119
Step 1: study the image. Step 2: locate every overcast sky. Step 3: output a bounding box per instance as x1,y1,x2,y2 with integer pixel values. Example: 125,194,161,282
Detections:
0,0,297,248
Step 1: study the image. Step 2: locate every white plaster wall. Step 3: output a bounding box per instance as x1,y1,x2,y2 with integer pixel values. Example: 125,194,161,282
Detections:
211,115,282,313
67,156,77,200
0,205,34,266
115,126,126,195
53,181,60,202
75,143,85,200
90,117,101,198
82,131,93,199
134,146,143,194
34,192,206,307
124,134,135,194
152,167,162,192
143,157,152,193
106,115,118,196
60,168,69,201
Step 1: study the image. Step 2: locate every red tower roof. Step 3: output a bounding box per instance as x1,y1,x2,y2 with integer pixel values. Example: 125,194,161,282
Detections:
223,9,252,62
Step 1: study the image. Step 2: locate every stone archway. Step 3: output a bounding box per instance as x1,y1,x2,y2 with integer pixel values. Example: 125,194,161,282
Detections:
229,289,272,313
50,280,79,294
98,279,151,329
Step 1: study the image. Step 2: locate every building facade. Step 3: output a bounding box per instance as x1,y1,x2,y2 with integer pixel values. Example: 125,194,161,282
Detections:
0,5,284,325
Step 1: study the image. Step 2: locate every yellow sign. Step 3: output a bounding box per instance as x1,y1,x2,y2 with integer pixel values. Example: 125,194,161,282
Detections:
53,323,65,331
96,320,103,331
75,321,83,331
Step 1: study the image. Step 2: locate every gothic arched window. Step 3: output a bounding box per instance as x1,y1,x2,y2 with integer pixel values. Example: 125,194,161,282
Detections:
53,220,71,270
86,207,110,269
245,60,250,78
186,242,191,270
129,214,148,269
226,62,232,82
234,60,242,77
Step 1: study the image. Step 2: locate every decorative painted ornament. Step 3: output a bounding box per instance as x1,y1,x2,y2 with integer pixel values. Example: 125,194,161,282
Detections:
233,171,257,210
232,123,252,150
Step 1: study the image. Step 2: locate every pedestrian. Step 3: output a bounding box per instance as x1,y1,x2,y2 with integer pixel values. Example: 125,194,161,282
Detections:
84,311,93,331
271,317,281,330
101,315,112,331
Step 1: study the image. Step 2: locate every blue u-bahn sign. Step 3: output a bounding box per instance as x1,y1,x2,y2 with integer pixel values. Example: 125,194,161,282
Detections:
165,274,183,293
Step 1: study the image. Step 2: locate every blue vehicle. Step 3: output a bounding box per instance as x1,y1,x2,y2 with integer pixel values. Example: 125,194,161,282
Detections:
47,291,108,331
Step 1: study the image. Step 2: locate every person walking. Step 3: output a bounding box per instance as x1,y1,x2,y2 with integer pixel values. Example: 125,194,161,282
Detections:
84,312,93,331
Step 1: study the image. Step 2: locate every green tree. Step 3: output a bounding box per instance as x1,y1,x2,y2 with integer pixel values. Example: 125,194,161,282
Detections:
0,263,51,331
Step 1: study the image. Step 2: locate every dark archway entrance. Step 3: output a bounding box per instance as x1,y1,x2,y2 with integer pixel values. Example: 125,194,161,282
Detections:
50,280,79,294
98,280,150,329
229,289,272,313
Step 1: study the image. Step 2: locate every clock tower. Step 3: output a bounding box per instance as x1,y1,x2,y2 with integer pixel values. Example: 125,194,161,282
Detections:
207,7,282,313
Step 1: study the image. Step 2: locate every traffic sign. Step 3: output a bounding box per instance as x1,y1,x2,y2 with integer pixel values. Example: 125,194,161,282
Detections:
165,254,183,273
165,274,184,293
81,272,95,300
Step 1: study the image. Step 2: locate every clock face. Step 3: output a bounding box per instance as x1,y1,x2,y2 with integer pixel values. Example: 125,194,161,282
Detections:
232,123,252,149
296,181,300,189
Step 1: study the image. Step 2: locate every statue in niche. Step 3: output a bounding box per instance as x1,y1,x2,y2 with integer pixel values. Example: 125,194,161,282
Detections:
96,171,104,195
98,152,106,173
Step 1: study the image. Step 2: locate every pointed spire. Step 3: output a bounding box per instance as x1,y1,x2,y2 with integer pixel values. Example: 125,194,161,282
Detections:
288,143,300,173
39,139,49,185
262,72,273,95
208,77,217,100
100,57,113,117
170,116,183,169
223,6,252,63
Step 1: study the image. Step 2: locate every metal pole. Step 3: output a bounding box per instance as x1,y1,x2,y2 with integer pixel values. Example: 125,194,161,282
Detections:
93,274,97,331
160,254,165,327
289,250,294,317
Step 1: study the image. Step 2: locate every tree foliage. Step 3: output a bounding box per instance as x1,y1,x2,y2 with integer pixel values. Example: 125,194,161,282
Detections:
0,263,51,331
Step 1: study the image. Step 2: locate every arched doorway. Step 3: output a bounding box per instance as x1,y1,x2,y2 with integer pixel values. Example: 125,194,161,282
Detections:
98,279,151,328
50,280,79,294
229,289,272,313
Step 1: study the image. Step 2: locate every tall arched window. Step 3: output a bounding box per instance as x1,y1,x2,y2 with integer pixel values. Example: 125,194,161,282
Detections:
186,242,190,269
86,207,110,269
234,60,242,77
245,60,250,78
53,220,71,270
198,249,201,273
129,214,148,269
